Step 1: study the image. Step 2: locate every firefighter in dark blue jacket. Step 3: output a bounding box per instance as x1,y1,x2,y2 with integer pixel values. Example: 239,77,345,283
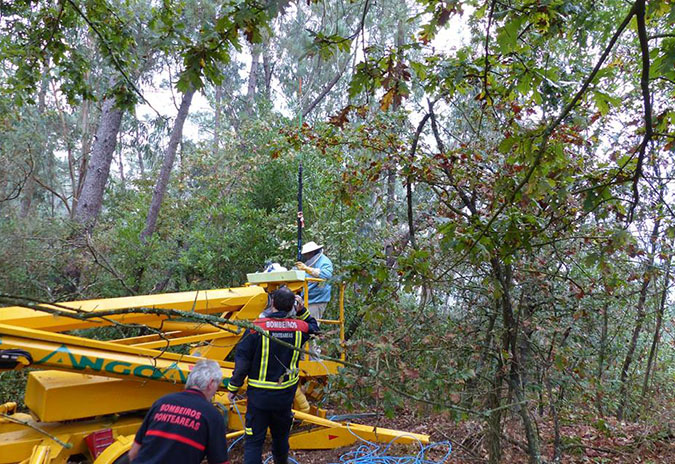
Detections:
227,286,319,464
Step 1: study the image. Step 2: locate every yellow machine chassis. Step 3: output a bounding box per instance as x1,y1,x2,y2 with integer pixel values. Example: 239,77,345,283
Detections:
0,276,429,463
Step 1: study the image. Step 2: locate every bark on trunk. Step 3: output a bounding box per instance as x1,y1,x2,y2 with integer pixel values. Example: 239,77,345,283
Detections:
72,98,92,216
73,96,124,231
617,274,651,419
140,89,195,243
485,302,504,464
486,371,503,464
511,378,542,464
262,46,273,98
72,36,94,214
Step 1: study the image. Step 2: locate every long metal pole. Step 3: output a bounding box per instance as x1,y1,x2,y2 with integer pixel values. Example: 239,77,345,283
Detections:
297,162,303,261
297,78,303,261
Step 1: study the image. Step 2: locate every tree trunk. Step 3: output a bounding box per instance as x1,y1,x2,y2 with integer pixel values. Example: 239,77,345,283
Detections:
492,258,542,464
73,96,124,231
511,377,542,464
19,174,36,217
384,166,396,263
515,288,542,464
117,143,126,191
213,83,223,154
136,116,145,177
72,98,92,216
486,370,503,464
485,302,503,464
262,43,273,98
246,44,261,114
48,145,55,217
547,379,563,463
140,89,195,243
596,300,609,416
641,255,671,401
617,274,651,419
617,218,659,419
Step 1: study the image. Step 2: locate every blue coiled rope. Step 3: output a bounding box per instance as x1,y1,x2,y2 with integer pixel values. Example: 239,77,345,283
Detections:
228,401,450,464
326,422,452,464
329,441,452,464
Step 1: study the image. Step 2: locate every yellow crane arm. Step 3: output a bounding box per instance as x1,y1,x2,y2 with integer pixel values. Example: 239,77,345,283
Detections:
0,286,268,332
0,323,234,386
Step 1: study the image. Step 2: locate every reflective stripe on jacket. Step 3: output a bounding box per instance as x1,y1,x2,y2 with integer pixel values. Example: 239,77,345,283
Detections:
227,309,319,394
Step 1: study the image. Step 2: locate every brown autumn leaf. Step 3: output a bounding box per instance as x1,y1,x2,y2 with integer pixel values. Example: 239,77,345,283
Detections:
329,105,352,128
380,89,396,111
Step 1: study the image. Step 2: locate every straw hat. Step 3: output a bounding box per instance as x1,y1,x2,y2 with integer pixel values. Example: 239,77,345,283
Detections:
301,241,323,254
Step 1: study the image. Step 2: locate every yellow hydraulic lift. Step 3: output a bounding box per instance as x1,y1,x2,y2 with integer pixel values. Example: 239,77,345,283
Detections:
0,273,429,464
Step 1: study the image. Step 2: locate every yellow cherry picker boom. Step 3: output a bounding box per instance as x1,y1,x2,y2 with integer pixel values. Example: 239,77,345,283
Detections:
0,273,428,464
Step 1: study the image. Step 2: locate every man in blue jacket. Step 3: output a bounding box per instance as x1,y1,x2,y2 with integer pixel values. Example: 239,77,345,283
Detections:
294,241,333,321
227,287,319,464
295,241,332,360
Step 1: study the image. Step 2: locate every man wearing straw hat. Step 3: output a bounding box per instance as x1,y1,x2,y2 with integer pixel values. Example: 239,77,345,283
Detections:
295,241,333,323
295,241,332,361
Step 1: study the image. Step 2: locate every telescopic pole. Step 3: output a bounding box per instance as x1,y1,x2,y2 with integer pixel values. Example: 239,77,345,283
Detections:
296,78,304,262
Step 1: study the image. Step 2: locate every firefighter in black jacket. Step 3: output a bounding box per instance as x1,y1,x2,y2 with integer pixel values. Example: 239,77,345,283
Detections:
227,286,319,464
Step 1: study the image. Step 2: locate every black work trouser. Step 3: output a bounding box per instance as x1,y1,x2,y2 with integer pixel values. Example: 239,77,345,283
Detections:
243,402,293,464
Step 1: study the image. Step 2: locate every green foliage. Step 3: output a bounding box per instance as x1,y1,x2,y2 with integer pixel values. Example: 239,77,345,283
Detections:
171,0,273,91
306,31,351,60
0,217,74,298
0,370,31,408
246,157,297,212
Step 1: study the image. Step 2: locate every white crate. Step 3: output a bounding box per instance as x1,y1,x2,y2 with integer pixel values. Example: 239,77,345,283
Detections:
246,270,306,283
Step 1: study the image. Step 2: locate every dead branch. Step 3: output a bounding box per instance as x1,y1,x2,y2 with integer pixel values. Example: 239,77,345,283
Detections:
31,175,72,215
0,413,73,449
84,235,136,294
406,112,431,250
0,294,363,370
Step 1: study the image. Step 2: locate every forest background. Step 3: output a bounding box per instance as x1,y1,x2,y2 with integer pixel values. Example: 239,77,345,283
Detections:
1,0,675,462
